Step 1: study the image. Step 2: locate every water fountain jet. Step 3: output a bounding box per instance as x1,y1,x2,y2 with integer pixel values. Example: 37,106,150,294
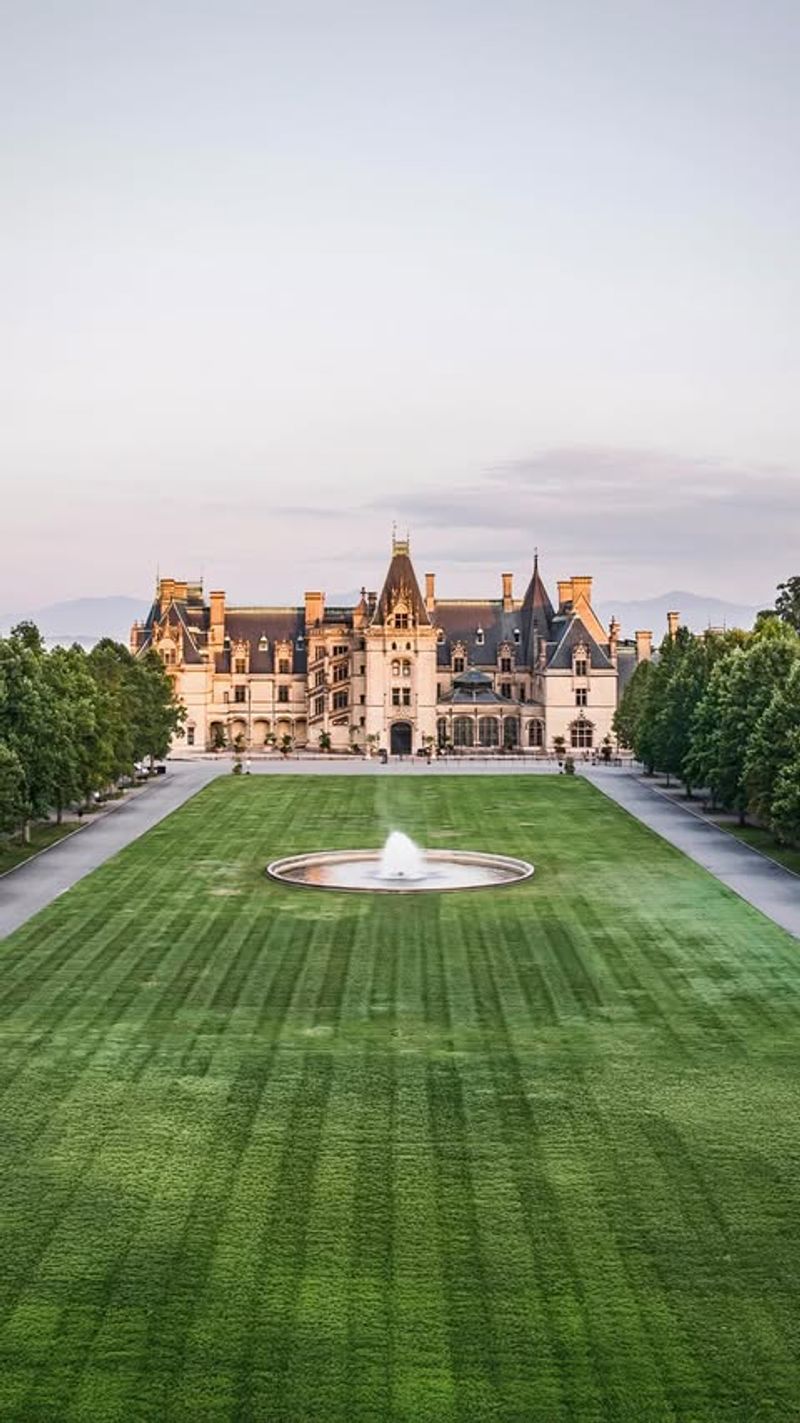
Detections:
267,831,533,894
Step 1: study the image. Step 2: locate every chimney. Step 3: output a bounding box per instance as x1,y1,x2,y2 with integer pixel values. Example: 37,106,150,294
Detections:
425,572,436,614
502,572,513,612
571,575,593,604
636,629,653,663
209,590,225,648
158,577,176,605
304,590,325,627
667,610,680,640
608,616,620,661
557,578,574,609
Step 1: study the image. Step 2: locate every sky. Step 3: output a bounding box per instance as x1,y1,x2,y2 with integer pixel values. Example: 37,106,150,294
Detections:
2,0,798,613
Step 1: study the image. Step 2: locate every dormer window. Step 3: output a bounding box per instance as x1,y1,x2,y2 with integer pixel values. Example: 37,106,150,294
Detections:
223,635,231,649
436,628,445,644
513,628,521,644
394,612,409,629
574,657,588,678
258,635,268,652
296,633,304,648
475,627,484,646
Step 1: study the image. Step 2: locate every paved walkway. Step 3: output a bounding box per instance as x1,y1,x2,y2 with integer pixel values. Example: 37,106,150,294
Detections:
585,770,800,939
0,761,224,941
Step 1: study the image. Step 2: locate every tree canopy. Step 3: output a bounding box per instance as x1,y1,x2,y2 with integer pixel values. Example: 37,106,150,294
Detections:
0,626,184,837
614,584,800,841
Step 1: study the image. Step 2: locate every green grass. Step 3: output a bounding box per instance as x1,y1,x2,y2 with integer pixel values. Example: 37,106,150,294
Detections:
1,775,799,1423
713,819,800,876
0,822,77,873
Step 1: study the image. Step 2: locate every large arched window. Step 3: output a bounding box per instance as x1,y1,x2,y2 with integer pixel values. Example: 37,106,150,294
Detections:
527,719,544,748
453,717,474,747
478,716,499,747
570,719,594,749
437,717,448,747
503,718,519,748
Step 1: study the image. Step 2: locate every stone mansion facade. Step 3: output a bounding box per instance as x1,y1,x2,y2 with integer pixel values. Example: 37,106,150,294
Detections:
130,538,654,755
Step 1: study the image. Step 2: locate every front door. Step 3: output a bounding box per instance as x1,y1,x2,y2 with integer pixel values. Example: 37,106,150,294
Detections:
390,721,412,756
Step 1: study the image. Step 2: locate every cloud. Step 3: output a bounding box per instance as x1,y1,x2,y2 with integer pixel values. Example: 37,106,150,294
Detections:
364,446,800,577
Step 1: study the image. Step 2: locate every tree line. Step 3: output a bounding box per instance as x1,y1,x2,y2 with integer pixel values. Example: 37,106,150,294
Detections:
614,577,800,846
0,624,184,840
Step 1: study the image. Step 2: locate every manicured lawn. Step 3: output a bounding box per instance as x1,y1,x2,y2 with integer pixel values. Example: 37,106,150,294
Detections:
0,775,798,1422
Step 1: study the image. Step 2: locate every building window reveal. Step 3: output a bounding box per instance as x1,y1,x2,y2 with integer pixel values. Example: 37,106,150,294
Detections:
234,685,246,704
277,685,290,703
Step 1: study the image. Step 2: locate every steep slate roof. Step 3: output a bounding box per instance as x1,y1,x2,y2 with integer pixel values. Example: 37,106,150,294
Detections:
434,602,521,667
518,556,555,666
616,642,639,694
546,615,613,671
139,590,209,664
373,543,431,626
217,609,307,674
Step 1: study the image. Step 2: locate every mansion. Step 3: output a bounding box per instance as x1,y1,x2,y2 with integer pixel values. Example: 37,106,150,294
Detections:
130,538,657,756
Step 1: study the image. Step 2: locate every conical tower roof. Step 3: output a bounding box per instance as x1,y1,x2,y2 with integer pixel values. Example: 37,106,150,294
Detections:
372,535,432,626
519,553,554,664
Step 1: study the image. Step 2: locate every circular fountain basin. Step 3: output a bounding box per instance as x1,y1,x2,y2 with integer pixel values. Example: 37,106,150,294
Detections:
266,848,534,894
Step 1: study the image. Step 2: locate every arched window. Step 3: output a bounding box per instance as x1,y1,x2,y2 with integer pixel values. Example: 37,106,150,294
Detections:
528,719,544,748
453,717,474,747
437,717,448,747
402,659,411,676
478,716,499,747
571,720,594,749
503,718,519,748
391,659,400,676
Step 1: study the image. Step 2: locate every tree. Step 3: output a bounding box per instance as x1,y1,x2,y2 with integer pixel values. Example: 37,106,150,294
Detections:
771,749,800,846
692,621,798,822
85,640,139,785
318,731,332,753
131,650,185,762
0,744,27,836
614,660,652,759
0,626,54,833
744,660,800,827
40,645,104,820
759,575,800,632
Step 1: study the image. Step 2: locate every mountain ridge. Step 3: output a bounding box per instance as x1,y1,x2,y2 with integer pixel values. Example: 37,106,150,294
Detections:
0,588,766,647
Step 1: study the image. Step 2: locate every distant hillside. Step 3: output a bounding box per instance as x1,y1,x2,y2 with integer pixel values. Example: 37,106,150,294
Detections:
597,590,763,638
0,596,149,647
